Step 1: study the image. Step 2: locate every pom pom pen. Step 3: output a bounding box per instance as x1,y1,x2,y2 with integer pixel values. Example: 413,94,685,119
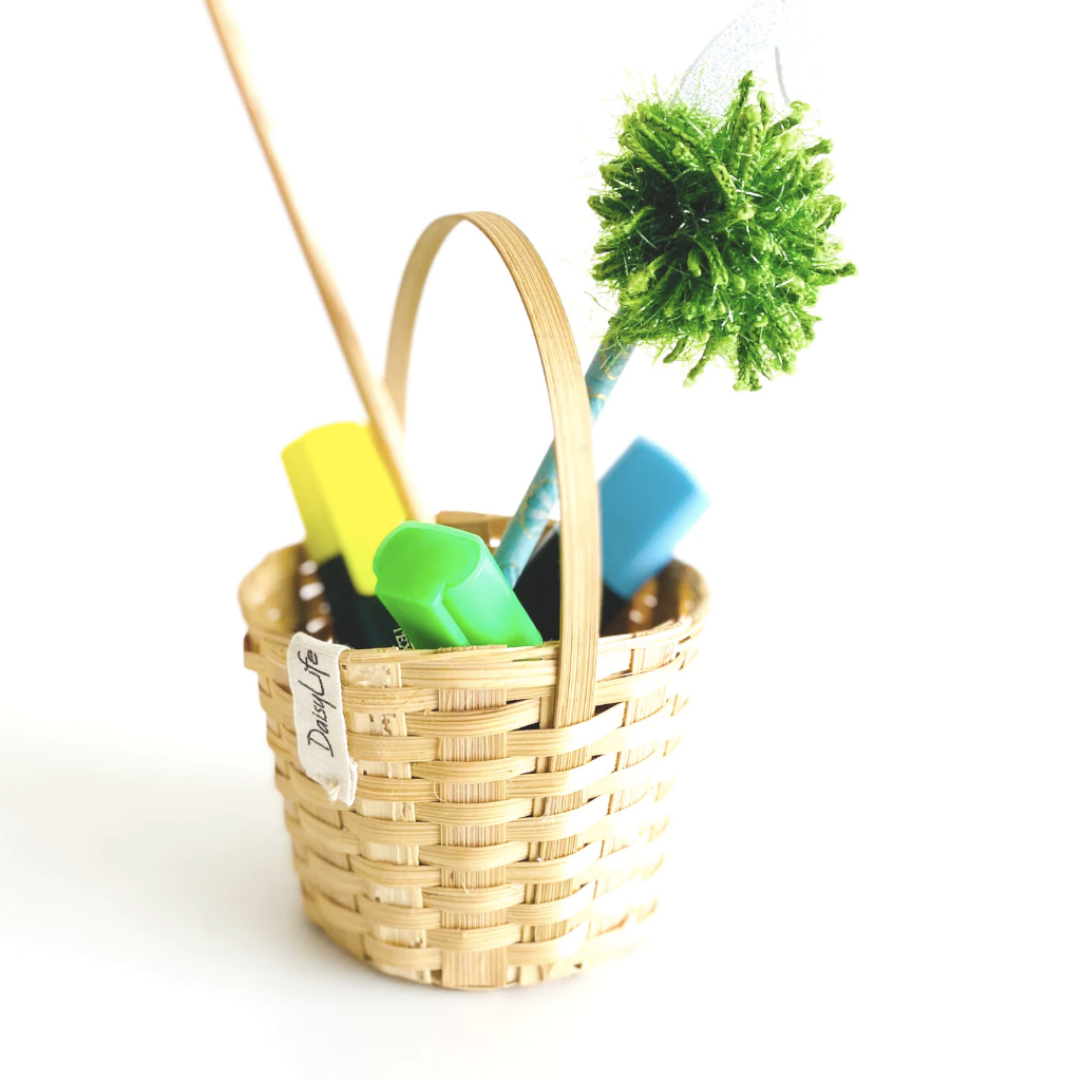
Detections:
494,0,855,586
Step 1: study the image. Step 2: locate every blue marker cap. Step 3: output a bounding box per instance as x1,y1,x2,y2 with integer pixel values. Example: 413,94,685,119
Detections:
600,438,710,600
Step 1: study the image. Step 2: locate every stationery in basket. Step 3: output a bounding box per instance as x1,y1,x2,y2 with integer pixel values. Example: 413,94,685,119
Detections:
215,0,853,989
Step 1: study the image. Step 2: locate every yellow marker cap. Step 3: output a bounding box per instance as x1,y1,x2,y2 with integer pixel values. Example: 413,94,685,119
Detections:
282,422,406,595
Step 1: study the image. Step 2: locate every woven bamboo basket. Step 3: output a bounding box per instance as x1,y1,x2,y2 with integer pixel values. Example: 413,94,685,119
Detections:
239,212,710,988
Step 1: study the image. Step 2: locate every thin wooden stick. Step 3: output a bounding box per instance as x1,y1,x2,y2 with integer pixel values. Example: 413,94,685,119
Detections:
205,0,426,521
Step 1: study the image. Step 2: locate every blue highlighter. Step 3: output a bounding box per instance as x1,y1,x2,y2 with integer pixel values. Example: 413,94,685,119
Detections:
513,437,709,641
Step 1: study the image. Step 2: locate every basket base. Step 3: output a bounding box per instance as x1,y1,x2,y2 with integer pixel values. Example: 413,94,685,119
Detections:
299,880,661,989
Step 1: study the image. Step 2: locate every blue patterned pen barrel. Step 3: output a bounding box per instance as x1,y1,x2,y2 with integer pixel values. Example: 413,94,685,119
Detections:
494,336,633,586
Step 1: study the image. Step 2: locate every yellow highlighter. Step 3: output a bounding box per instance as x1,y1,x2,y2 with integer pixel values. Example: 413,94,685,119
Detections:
282,422,409,649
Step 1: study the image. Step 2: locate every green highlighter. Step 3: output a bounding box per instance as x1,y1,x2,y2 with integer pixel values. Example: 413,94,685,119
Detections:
373,523,542,650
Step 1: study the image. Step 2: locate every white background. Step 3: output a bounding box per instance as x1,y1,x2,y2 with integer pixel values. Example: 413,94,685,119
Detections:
1,1,1077,1076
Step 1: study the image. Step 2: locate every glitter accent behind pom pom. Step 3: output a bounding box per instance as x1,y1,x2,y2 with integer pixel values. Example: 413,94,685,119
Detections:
678,0,793,117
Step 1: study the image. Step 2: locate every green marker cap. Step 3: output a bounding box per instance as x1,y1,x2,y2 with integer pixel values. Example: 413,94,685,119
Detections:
373,523,542,650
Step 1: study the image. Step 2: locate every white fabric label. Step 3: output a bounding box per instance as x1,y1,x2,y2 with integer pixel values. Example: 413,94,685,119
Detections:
286,632,357,805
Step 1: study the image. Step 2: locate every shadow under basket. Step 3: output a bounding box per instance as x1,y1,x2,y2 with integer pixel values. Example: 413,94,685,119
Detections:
240,511,709,989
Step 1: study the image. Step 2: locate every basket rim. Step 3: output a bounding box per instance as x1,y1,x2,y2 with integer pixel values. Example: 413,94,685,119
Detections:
239,540,710,664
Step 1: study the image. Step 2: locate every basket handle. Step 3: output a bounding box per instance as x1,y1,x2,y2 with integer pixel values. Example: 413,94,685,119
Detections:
386,212,600,728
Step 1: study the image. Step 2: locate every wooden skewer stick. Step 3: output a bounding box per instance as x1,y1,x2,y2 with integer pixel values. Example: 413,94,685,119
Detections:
205,0,426,521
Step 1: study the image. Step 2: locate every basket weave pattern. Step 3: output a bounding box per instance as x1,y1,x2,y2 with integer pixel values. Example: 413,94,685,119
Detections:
241,525,708,989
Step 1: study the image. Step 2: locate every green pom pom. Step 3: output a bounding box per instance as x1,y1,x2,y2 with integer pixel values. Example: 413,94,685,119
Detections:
590,73,856,390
